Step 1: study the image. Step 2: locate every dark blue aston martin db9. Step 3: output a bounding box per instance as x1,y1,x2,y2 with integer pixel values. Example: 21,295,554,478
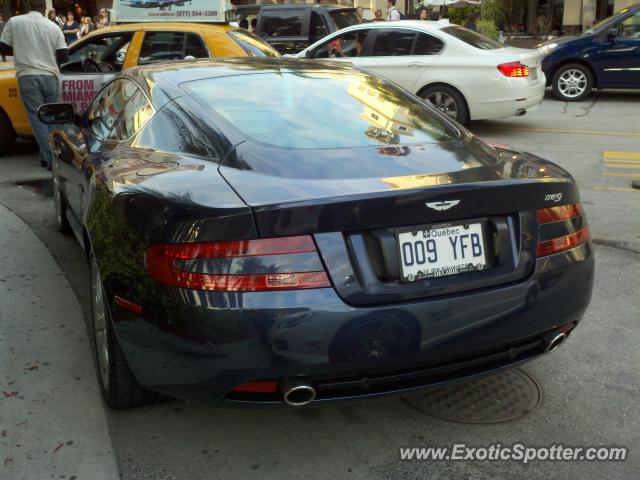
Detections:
541,2,640,101
39,58,593,409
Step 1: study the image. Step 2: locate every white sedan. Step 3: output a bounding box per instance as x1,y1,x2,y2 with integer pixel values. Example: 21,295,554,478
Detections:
295,21,546,124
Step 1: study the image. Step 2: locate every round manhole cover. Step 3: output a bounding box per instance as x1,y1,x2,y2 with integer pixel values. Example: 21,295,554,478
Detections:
403,368,543,424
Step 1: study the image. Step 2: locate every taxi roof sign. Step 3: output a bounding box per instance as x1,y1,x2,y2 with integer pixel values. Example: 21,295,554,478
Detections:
111,0,230,23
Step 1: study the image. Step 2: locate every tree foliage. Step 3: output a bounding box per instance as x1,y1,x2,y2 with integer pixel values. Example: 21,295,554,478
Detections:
480,0,506,23
477,19,499,39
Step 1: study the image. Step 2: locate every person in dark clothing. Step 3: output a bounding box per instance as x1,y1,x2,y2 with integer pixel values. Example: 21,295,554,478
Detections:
465,13,478,31
62,11,79,45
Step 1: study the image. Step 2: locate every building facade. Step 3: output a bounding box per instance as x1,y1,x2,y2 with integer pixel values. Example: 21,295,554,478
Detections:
503,0,637,35
2,0,636,33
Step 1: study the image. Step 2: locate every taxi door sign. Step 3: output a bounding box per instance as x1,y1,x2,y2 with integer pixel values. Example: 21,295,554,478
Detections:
112,0,227,23
59,74,114,114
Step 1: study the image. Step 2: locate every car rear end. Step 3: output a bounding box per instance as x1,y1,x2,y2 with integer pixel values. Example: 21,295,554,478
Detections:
470,47,546,120
123,162,592,406
104,62,592,407
438,26,546,120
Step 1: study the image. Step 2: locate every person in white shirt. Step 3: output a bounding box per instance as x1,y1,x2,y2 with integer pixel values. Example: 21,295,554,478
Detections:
0,0,68,170
387,0,401,21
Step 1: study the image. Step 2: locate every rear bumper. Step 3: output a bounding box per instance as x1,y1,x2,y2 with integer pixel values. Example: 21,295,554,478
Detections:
111,242,593,406
467,75,546,120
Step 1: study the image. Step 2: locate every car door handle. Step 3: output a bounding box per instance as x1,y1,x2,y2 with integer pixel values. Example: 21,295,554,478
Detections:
408,62,425,68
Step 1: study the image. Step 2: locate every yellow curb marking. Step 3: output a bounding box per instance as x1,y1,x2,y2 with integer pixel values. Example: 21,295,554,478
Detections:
602,172,640,178
593,186,639,193
603,151,640,161
475,127,640,137
603,162,640,170
604,159,640,165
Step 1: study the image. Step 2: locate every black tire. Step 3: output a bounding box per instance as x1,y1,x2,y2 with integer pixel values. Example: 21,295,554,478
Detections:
0,109,16,156
89,254,159,409
552,63,593,102
419,85,469,125
52,173,72,235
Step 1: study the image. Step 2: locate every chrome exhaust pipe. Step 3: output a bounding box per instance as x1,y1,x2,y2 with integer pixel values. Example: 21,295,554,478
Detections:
543,331,567,353
280,378,316,407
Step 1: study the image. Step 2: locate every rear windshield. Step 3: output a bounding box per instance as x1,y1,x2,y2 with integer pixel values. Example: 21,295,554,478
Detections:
183,71,455,149
442,26,504,50
227,30,280,57
329,10,362,30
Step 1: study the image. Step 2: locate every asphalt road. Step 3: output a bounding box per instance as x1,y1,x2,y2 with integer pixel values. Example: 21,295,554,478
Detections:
1,91,638,480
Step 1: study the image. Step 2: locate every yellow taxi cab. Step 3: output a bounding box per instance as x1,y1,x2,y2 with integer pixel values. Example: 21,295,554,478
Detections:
0,22,279,152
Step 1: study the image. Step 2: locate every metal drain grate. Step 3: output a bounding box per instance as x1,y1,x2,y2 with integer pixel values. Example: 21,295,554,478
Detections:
403,368,543,424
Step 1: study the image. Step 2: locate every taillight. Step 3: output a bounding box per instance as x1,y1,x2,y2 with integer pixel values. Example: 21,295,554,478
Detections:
497,62,530,77
231,381,278,393
145,236,331,291
536,203,589,257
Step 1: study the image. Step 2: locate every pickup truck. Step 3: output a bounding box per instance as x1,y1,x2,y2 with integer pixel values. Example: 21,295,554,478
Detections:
0,22,278,153
233,4,362,55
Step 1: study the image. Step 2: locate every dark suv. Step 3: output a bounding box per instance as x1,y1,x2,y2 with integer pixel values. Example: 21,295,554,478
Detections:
233,4,362,54
541,2,640,101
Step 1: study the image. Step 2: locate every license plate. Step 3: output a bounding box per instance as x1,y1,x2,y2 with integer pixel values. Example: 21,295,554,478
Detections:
397,222,488,281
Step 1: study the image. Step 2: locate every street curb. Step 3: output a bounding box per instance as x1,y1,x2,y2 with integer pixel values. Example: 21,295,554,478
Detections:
0,203,120,480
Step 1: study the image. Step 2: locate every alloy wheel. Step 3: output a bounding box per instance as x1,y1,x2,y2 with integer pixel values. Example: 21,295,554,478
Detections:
91,258,110,392
425,91,458,119
557,69,588,99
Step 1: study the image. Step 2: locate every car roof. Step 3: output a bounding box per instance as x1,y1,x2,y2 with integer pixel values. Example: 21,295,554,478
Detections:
126,58,365,102
342,20,449,32
79,22,236,36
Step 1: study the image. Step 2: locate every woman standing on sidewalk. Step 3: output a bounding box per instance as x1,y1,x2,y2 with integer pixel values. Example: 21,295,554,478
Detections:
79,16,95,37
62,12,79,45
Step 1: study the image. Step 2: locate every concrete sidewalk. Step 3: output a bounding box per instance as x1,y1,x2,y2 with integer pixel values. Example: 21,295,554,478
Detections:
0,202,119,480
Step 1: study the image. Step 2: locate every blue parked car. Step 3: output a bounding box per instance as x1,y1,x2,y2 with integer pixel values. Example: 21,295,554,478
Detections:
541,3,640,101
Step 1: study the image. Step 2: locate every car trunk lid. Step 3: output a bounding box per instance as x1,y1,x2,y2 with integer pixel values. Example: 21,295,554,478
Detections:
219,138,578,305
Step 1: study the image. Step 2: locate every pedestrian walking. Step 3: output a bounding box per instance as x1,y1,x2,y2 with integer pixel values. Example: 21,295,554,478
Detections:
418,7,428,20
62,12,79,45
386,0,401,21
47,9,57,25
373,9,384,21
0,0,68,170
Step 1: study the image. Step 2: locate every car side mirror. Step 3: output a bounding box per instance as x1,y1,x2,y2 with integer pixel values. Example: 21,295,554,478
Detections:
305,49,313,59
606,27,618,41
37,103,76,124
